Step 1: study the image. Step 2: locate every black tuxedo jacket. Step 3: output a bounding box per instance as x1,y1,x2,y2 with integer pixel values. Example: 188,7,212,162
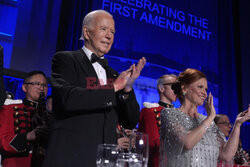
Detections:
0,45,6,107
43,49,140,167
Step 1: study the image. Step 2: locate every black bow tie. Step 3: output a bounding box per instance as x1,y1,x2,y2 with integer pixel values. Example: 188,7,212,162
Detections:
91,53,108,69
91,53,100,63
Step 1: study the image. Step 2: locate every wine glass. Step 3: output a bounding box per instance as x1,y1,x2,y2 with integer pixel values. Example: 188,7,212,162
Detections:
130,132,149,167
96,143,119,167
116,153,143,167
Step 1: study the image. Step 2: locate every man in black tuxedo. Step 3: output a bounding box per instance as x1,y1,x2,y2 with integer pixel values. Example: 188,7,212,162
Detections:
0,45,6,107
43,10,146,167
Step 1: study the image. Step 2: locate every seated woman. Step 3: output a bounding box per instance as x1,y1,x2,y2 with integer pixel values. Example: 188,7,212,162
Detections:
215,114,250,166
160,68,250,167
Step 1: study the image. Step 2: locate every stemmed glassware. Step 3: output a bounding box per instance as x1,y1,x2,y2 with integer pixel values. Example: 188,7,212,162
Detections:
96,144,119,167
129,132,149,167
116,153,143,167
96,132,149,167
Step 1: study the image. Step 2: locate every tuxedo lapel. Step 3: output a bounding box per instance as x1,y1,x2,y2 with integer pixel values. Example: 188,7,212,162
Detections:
105,64,119,80
74,49,98,78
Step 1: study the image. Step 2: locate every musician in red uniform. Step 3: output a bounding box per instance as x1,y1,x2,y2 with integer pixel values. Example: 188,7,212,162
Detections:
138,74,177,167
0,71,48,167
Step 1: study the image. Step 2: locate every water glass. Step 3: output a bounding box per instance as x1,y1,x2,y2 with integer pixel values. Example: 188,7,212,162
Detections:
96,144,119,167
130,132,149,167
116,153,142,167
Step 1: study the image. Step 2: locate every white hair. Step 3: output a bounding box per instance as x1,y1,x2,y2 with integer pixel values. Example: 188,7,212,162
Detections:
79,10,113,40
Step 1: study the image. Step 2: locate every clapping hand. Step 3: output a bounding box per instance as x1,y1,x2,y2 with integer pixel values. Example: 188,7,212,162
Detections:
113,65,133,92
124,57,146,92
235,104,250,125
114,57,146,92
205,92,216,119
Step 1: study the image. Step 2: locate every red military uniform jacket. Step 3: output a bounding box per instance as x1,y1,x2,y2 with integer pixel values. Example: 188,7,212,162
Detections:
0,99,38,167
138,101,173,167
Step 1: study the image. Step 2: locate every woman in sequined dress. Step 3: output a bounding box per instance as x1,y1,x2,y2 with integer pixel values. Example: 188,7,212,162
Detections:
160,68,250,167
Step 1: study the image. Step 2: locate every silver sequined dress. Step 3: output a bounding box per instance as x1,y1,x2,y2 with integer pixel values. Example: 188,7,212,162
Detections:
160,108,223,167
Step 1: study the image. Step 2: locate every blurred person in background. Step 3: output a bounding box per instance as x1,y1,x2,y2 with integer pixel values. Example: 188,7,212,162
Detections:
138,74,177,167
0,71,49,167
215,114,250,166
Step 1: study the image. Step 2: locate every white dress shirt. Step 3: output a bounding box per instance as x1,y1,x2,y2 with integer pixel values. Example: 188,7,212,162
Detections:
82,46,107,85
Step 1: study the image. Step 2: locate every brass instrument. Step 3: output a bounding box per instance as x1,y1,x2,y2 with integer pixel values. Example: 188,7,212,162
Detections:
234,144,248,165
31,91,50,167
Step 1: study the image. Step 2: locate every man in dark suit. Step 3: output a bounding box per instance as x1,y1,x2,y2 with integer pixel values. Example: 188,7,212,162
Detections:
0,45,6,107
43,10,146,167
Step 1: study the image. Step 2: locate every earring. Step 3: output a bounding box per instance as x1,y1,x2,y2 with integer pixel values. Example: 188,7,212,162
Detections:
182,92,186,96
